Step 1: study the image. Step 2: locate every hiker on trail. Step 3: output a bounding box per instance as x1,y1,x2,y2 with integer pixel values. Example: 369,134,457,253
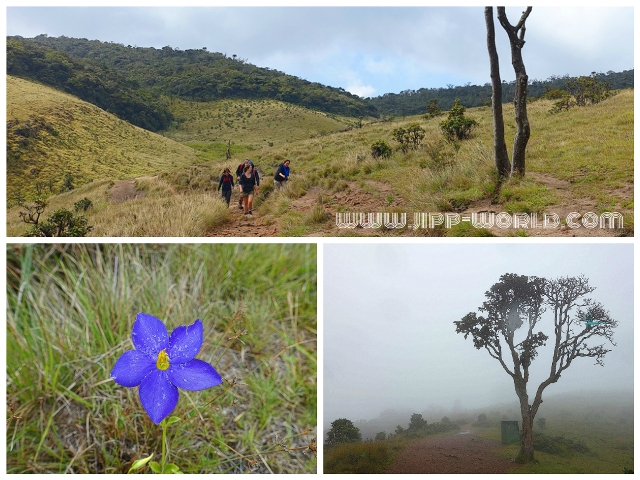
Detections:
217,168,235,206
273,159,290,190
236,158,260,209
238,163,258,215
236,158,250,181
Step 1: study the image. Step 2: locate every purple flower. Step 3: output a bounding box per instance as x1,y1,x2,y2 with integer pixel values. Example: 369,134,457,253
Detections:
111,313,222,424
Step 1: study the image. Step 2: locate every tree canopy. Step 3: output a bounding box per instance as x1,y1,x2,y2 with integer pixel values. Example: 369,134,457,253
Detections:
325,418,362,446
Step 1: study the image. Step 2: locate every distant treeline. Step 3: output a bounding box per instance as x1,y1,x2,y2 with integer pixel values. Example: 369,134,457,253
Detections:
368,69,634,117
7,35,634,129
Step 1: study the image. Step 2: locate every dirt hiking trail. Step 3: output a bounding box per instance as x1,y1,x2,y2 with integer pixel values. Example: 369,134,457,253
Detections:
384,425,522,474
108,172,629,237
107,179,146,203
207,190,277,237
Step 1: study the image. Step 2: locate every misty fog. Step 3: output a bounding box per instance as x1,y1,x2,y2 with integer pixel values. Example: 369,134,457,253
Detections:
323,243,633,435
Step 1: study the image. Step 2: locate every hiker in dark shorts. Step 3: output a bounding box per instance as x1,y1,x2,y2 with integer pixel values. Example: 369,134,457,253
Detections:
238,163,258,215
217,168,234,206
236,159,260,209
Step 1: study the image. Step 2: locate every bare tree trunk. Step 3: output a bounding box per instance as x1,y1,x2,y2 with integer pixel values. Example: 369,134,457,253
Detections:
514,380,535,463
497,7,532,177
485,7,511,178
518,408,535,463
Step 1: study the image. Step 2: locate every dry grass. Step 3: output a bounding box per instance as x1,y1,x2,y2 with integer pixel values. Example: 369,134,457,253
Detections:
6,75,199,202
6,177,231,237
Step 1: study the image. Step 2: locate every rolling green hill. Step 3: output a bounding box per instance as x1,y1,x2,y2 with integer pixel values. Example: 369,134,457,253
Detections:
7,38,174,131
8,35,377,119
6,75,198,203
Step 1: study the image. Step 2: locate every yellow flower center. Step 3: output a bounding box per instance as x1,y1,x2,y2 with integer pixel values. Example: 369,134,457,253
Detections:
156,349,170,371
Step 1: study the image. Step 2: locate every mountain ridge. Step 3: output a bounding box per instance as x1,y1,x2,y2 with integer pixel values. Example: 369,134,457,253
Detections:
8,34,633,125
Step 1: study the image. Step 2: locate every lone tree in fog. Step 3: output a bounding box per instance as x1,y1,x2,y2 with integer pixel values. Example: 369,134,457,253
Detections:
325,418,362,447
485,7,532,178
454,273,618,463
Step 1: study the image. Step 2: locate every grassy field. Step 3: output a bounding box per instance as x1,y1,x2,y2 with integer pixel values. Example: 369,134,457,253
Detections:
474,393,634,474
6,244,317,473
204,89,633,236
324,437,407,474
323,392,633,475
6,74,633,236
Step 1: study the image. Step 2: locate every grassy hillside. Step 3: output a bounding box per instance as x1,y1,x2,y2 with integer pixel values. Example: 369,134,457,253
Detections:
6,75,199,203
189,88,633,237
163,97,355,150
6,76,633,237
10,35,375,118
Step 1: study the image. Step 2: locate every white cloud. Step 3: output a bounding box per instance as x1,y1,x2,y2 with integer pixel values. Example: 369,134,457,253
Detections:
346,82,376,99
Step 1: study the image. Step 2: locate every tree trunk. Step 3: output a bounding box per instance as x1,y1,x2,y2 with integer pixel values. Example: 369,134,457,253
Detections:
497,7,532,177
511,59,530,177
514,378,535,463
517,409,535,463
485,7,511,178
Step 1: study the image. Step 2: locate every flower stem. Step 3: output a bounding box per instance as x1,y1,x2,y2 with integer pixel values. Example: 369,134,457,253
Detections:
161,418,168,471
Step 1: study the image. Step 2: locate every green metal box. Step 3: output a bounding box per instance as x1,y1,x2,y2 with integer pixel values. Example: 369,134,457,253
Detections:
501,420,521,444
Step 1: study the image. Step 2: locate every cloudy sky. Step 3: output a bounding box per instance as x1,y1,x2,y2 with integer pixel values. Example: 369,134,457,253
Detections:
323,242,633,426
5,5,634,98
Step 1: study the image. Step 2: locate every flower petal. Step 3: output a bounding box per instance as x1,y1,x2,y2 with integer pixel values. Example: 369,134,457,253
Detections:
139,370,179,424
110,350,155,387
167,319,203,364
167,359,223,391
132,313,169,357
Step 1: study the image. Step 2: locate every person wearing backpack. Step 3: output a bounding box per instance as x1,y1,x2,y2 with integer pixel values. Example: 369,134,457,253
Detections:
273,159,290,190
248,160,260,189
236,159,250,209
217,168,235,206
236,159,250,180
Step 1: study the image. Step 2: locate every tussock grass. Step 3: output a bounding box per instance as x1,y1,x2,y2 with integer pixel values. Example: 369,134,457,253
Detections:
91,195,230,237
405,145,497,213
6,177,232,237
6,244,317,473
324,439,405,474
